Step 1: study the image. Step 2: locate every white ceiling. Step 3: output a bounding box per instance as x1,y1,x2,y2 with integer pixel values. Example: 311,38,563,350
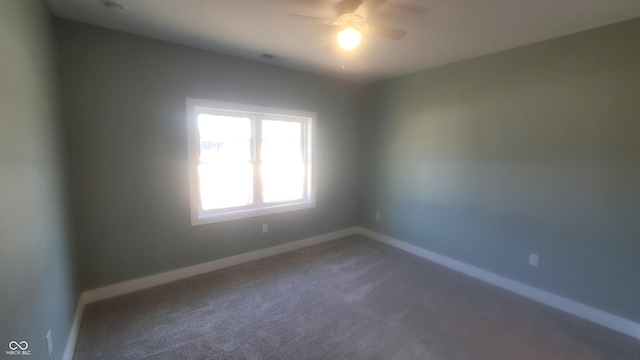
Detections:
47,0,640,83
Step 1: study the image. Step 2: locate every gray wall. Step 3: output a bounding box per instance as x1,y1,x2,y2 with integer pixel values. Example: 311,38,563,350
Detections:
50,10,640,335
0,1,78,359
56,20,362,290
359,18,640,323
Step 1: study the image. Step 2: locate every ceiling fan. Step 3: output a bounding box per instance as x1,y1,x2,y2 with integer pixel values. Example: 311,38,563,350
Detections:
287,0,406,51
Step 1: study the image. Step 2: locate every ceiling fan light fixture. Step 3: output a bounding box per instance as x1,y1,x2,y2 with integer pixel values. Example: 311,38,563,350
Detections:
337,27,362,51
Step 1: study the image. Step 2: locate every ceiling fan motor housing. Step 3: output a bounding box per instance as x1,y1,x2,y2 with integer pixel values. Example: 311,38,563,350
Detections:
335,0,365,26
335,13,365,26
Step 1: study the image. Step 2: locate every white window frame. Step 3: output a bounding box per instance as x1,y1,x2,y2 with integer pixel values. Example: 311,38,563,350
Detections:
186,98,316,226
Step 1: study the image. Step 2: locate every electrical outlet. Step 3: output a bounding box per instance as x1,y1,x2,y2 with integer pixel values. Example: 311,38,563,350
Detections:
375,211,381,220
529,253,540,267
262,224,268,233
46,330,52,356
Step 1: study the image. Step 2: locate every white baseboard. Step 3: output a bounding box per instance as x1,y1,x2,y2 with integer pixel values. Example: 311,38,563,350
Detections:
357,227,640,340
82,227,358,304
63,293,86,360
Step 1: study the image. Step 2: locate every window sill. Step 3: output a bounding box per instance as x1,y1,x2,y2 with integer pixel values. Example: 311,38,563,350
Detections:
191,201,315,226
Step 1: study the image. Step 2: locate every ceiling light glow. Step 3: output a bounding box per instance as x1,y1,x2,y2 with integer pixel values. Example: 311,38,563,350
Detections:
337,28,362,51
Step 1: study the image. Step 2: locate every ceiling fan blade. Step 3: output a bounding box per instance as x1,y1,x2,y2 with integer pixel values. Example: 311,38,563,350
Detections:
286,14,336,25
354,0,387,18
367,25,406,40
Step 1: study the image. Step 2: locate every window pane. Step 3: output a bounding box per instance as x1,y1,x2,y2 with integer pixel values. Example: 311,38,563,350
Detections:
198,163,253,210
197,114,253,210
261,120,304,203
262,162,304,203
198,114,251,163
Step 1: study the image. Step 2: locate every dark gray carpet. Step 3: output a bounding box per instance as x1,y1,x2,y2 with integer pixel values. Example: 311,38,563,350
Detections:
73,235,640,359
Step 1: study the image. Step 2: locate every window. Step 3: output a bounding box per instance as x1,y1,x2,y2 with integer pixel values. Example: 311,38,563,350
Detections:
186,98,315,225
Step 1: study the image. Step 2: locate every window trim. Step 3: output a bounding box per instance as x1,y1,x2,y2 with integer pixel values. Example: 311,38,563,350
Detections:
186,98,316,226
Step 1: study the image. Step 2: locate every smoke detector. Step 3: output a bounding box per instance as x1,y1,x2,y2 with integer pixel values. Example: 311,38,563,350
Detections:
102,1,127,14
